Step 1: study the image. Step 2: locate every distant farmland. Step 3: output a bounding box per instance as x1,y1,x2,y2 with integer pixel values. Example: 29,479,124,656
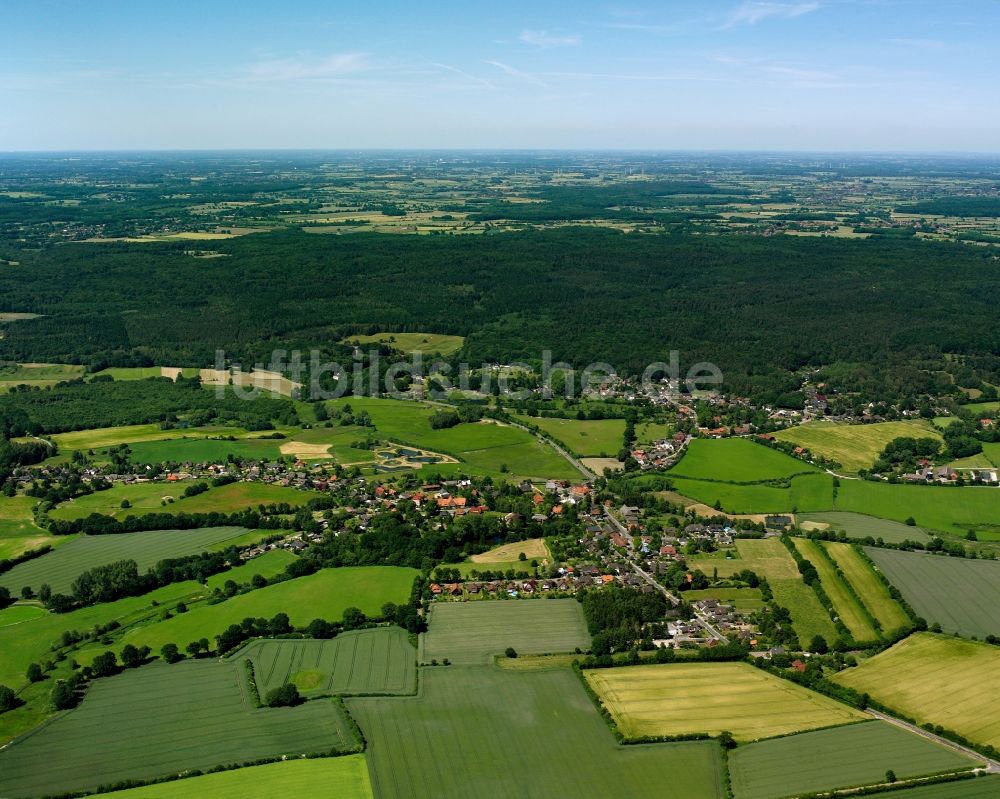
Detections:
792,538,878,642
834,633,1000,750
730,721,982,799
670,438,819,482
825,542,911,635
242,627,416,697
421,599,591,664
586,662,865,742
0,526,253,595
865,548,1000,637
0,660,360,798
93,755,374,799
772,420,942,473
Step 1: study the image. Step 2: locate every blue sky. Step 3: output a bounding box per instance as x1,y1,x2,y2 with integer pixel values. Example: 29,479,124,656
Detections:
2,0,998,151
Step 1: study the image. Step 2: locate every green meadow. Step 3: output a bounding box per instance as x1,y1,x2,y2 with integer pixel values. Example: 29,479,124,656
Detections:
0,526,255,594
670,438,818,482
772,420,943,473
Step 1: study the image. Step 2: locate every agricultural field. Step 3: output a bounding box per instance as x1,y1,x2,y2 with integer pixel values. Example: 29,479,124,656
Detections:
729,720,982,799
328,396,583,480
792,538,878,641
0,494,51,560
825,542,911,634
204,548,298,589
689,538,837,646
123,435,284,463
0,526,256,595
348,665,725,799
50,423,251,452
586,662,865,742
94,756,374,799
798,511,931,543
772,420,943,473
836,481,1000,539
669,473,835,515
670,438,819,482
0,362,85,388
241,627,416,697
341,331,465,355
0,660,361,799
517,415,672,458
0,580,203,690
47,481,316,522
278,424,378,463
421,599,591,664
834,633,1000,750
865,548,1000,637
458,537,552,574
94,566,417,656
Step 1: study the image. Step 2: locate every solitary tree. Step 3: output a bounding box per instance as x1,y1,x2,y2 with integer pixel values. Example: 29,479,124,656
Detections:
90,651,118,678
25,663,44,683
0,684,16,712
120,644,143,669
265,683,301,708
505,647,518,659
160,643,182,664
809,635,829,655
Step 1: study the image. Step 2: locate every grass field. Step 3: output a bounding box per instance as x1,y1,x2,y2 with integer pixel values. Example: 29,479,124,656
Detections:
792,538,878,641
0,494,51,560
586,662,865,742
123,436,284,463
328,396,583,481
349,665,725,799
469,538,550,564
94,756,374,799
0,526,254,595
0,660,361,798
670,438,819,482
772,420,943,473
0,362,85,388
836,481,1000,538
825,542,911,634
50,423,250,451
241,627,416,697
865,548,1000,637
689,538,837,646
204,548,297,590
517,416,672,458
422,599,591,664
0,580,203,689
101,567,417,656
834,633,1000,750
798,511,931,543
729,720,982,799
48,481,316,522
683,587,765,612
342,331,465,355
669,473,835,515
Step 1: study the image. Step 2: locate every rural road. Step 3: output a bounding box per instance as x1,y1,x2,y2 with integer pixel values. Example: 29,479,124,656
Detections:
867,709,1000,773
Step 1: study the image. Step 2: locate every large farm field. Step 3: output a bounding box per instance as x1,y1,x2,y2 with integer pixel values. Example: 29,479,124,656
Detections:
835,481,1000,539
204,548,298,589
864,548,1000,637
422,599,590,664
670,438,819,482
98,567,417,655
328,396,583,480
517,415,671,458
241,627,416,697
825,542,911,634
669,473,835,515
349,665,725,799
342,331,466,355
834,633,1000,750
586,662,865,742
792,537,878,641
0,494,51,560
123,435,284,463
48,481,316,522
94,756,375,799
49,423,250,452
729,720,982,799
0,660,360,798
772,420,943,474
797,511,931,543
0,526,254,594
689,538,837,646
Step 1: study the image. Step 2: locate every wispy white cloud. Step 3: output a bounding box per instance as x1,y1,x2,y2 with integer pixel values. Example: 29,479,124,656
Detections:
242,52,372,82
725,2,820,27
431,62,496,90
485,60,546,86
519,29,581,48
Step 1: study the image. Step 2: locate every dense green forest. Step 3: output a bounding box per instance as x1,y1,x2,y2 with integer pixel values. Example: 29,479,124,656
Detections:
0,378,298,435
1,228,998,400
896,197,1000,217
